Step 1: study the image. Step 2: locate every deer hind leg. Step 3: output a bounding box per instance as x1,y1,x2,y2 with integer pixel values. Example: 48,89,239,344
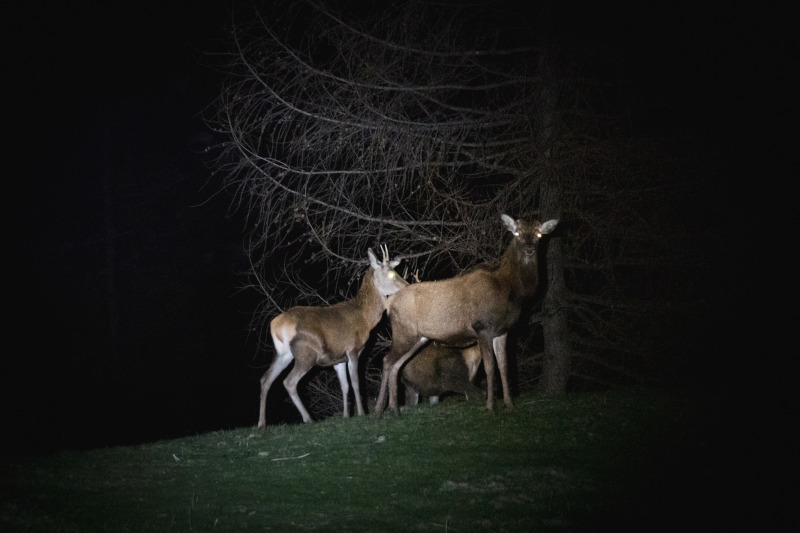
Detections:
463,351,486,402
258,349,294,428
388,337,429,414
463,345,482,382
281,342,316,423
493,333,514,409
373,355,395,417
346,348,366,416
374,337,428,417
374,347,402,417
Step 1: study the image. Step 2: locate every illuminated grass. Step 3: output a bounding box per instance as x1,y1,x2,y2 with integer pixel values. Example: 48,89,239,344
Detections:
1,388,736,532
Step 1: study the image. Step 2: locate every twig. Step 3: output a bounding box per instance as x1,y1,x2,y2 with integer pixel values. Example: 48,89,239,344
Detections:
272,453,311,461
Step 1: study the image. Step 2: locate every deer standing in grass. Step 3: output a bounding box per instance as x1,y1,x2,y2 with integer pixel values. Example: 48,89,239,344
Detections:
374,214,558,416
258,246,405,426
401,342,484,406
385,266,484,407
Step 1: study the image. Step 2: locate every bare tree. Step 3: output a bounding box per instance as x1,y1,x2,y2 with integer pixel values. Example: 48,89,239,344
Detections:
207,0,705,413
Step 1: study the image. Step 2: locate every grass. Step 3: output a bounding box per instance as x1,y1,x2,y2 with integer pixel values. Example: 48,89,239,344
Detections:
1,387,742,532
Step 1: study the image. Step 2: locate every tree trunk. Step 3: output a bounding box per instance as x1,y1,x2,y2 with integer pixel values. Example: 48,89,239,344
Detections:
539,235,570,396
535,33,571,397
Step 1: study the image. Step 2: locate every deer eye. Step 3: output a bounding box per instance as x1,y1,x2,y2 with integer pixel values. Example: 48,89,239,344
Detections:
536,232,542,238
514,231,520,237
387,271,396,279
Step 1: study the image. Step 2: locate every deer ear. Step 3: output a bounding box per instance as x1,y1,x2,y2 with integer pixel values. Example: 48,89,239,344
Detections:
390,257,402,268
367,248,379,268
539,219,559,234
500,214,516,232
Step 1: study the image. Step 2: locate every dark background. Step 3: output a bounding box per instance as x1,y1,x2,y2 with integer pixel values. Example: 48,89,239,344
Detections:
6,3,266,453
4,2,763,454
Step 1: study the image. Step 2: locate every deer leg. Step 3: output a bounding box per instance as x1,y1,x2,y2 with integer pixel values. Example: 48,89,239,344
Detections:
333,362,350,418
374,337,428,417
493,333,514,409
282,354,315,423
258,350,294,428
465,355,481,382
347,348,366,416
373,357,393,417
405,387,420,406
374,347,404,416
388,337,429,414
478,335,495,412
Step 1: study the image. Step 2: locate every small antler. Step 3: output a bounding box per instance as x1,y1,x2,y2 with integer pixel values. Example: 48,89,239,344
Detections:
381,243,389,265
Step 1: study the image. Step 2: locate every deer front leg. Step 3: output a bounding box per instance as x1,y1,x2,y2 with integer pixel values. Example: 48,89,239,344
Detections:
347,348,366,416
493,333,514,409
478,335,495,412
333,362,350,418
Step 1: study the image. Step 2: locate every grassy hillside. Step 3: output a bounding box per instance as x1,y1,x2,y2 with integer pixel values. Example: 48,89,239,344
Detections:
1,387,744,532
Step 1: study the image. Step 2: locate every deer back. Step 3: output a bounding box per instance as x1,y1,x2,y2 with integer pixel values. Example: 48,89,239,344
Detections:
272,247,405,356
389,215,558,342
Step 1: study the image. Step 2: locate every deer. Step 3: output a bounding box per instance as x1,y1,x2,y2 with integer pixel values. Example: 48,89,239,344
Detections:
382,267,484,407
374,214,558,417
401,342,484,406
257,245,405,427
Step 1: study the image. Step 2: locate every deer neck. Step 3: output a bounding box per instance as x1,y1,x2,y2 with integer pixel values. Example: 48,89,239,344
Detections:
497,242,539,298
354,270,387,326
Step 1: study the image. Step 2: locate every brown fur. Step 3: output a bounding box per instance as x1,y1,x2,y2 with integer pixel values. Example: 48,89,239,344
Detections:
258,248,404,426
375,214,558,416
401,342,484,405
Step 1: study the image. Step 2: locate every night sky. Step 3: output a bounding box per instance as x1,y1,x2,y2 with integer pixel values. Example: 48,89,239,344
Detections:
5,2,757,454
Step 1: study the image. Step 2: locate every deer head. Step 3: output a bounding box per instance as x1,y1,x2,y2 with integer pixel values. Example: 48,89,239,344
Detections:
501,214,559,265
368,244,404,298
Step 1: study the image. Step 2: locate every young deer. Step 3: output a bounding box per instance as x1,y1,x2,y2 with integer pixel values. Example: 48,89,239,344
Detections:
374,214,558,416
401,342,484,406
258,246,404,426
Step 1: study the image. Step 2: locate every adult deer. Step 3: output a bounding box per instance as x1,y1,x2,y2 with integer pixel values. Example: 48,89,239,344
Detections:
401,342,484,406
258,246,405,426
374,214,558,416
